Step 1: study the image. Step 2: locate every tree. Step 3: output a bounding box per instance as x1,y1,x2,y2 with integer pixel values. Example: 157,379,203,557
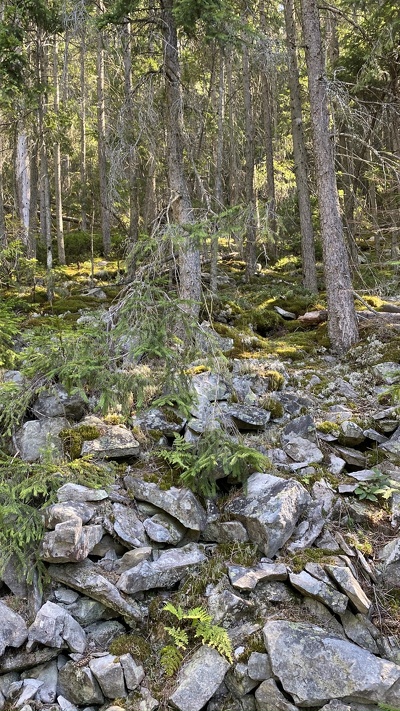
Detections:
300,0,358,352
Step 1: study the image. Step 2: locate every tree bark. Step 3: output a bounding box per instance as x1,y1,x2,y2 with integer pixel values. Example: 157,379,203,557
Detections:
0,128,6,248
80,29,88,232
243,43,257,280
260,0,277,260
283,0,318,292
161,0,201,320
15,128,30,247
97,2,111,256
53,37,66,265
300,0,358,352
37,33,53,300
210,51,225,295
122,21,139,279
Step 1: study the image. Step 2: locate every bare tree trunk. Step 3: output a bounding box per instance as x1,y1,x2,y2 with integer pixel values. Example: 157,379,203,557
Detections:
300,0,358,352
143,151,157,233
97,2,111,256
28,137,38,259
260,0,277,260
283,0,318,292
122,21,139,279
210,51,225,295
243,43,257,280
37,33,53,300
227,50,240,208
0,130,6,248
162,0,201,319
15,127,30,246
53,37,65,264
80,29,87,232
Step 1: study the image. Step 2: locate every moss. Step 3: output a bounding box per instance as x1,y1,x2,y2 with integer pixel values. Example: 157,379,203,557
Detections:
264,370,285,391
259,395,284,419
317,421,340,434
42,295,107,315
60,425,100,460
109,633,151,660
184,364,210,375
286,547,340,573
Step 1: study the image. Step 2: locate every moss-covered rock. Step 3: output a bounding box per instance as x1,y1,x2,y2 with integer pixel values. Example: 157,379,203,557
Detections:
60,425,100,460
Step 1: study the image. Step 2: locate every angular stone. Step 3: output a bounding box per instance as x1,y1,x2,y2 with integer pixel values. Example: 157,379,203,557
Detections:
21,660,58,704
255,678,299,711
58,662,104,705
124,476,206,531
332,446,366,467
328,454,346,475
340,609,379,654
132,408,186,437
32,385,86,422
57,484,108,502
228,563,287,591
66,598,116,626
119,654,145,690
81,426,140,459
169,646,230,711
196,322,234,354
373,362,400,384
0,648,60,675
0,601,28,656
144,513,185,544
40,522,104,563
48,560,141,622
264,620,400,706
190,372,230,403
283,436,323,465
217,403,271,430
225,663,258,697
117,543,206,594
85,621,125,650
325,565,371,614
247,653,272,681
114,547,152,573
14,417,69,462
208,588,251,624
282,415,316,443
202,520,249,544
44,502,95,527
89,655,126,699
346,469,377,482
364,428,388,443
339,421,365,446
225,472,311,557
289,571,348,614
28,602,86,653
8,679,43,707
112,503,147,547
379,537,400,566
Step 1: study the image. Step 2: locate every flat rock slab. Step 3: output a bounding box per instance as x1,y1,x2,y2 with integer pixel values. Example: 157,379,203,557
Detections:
0,648,61,675
289,571,348,614
325,565,371,614
28,601,86,653
117,543,206,594
264,620,400,706
332,446,366,468
124,476,206,531
57,484,109,502
202,520,249,544
217,402,271,430
225,472,311,557
48,560,141,622
0,601,28,656
228,563,287,591
81,425,140,459
132,407,186,436
283,436,323,464
112,503,148,547
169,646,230,711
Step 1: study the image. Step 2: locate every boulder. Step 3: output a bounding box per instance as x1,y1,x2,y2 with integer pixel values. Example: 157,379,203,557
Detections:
14,418,69,462
325,565,371,614
255,678,299,711
57,484,108,502
263,620,400,706
247,652,272,681
112,503,148,547
117,543,206,594
132,408,186,437
28,602,86,653
7,679,43,708
89,655,126,698
225,472,311,557
81,425,140,459
32,385,86,421
40,521,104,563
44,502,95,527
282,415,316,443
124,476,207,531
143,513,185,545
57,662,104,705
217,403,271,430
0,601,28,656
228,563,287,591
169,646,230,711
289,571,348,614
119,654,145,690
202,520,249,544
373,362,400,384
338,421,365,447
339,609,379,654
21,660,58,704
283,436,323,465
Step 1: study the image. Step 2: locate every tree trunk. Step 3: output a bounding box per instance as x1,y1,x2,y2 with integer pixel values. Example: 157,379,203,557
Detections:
53,37,66,265
122,21,139,279
28,137,38,259
260,0,277,261
210,51,225,295
300,0,358,352
37,34,53,301
80,29,88,232
161,0,201,320
15,128,30,247
0,129,6,247
243,43,257,280
283,0,318,292
97,2,111,256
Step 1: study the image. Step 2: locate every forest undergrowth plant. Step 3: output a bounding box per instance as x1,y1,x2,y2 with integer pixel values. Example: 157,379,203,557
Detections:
158,430,270,496
354,470,400,503
160,602,233,677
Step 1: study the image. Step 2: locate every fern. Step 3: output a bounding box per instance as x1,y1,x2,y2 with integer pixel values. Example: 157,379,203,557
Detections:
193,621,233,663
163,601,185,620
164,626,189,649
160,645,183,677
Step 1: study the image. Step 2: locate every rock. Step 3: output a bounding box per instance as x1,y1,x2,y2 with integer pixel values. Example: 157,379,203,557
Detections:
373,362,400,384
298,310,327,324
364,428,388,443
57,695,79,711
190,372,230,403
32,385,87,422
340,610,379,654
114,547,152,573
117,543,206,593
40,520,104,563
112,503,147,547
328,454,346,475
124,476,207,531
228,563,287,591
332,446,366,468
85,287,107,300
48,560,141,622
274,306,296,319
85,621,125,650
0,648,61,675
65,598,116,626
0,601,28,656
255,678,299,711
283,436,324,465
119,654,144,690
169,646,230,711
8,679,43,707
225,663,258,697
247,652,272,681
202,520,249,544
89,655,126,699
217,403,271,430
264,620,400,706
58,662,104,705
325,565,371,614
138,687,159,711
44,501,95,527
28,602,86,653
81,425,140,459
144,513,185,544
14,417,69,462
208,588,251,624
380,537,400,566
57,484,109,502
339,421,365,447
289,571,348,614
196,322,234,354
346,469,377,482
282,415,316,443
132,407,186,437
21,660,58,703
225,472,311,557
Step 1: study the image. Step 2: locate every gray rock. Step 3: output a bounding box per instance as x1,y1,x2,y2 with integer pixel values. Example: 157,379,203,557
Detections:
85,621,125,650
373,362,400,384
196,322,234,354
32,385,86,421
282,415,316,443
169,646,230,711
225,663,258,697
332,446,366,467
264,620,400,706
225,472,311,557
0,672,19,698
14,417,69,462
89,655,126,698
117,543,206,594
48,560,141,622
228,563,287,591
0,648,61,675
124,476,206,531
28,602,86,653
57,484,108,502
379,537,400,566
0,601,28,656
328,454,346,475
57,695,79,711
191,372,230,403
114,547,152,573
58,662,104,705
44,502,95,527
132,408,186,437
66,598,116,626
255,678,299,711
217,403,271,430
8,679,43,707
208,588,251,624
364,428,388,443
119,654,144,690
325,565,371,614
289,571,348,614
338,421,365,447
138,687,159,711
340,610,379,654
283,436,323,465
40,521,104,563
202,521,249,544
247,653,272,681
81,425,140,459
346,469,377,482
112,503,147,547
144,513,185,544
21,660,58,704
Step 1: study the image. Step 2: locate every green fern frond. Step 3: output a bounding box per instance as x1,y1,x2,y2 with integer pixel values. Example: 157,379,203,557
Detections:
193,621,233,663
185,606,213,623
163,601,185,620
165,626,189,649
160,645,183,677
